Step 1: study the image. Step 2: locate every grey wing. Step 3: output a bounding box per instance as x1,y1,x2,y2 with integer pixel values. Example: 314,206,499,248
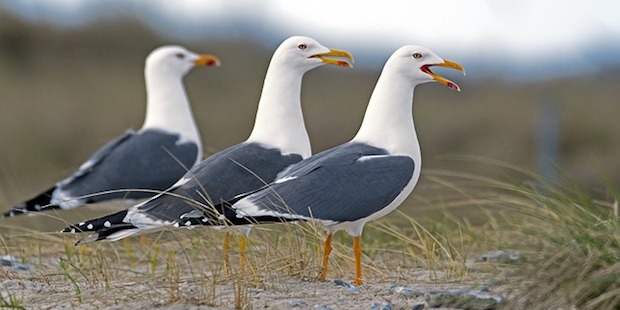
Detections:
235,150,415,222
127,143,304,226
58,129,199,202
58,130,135,187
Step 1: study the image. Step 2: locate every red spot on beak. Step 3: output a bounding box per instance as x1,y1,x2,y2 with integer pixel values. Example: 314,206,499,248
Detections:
337,60,350,67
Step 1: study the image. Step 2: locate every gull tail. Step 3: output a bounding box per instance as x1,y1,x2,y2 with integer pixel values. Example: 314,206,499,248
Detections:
61,210,139,244
2,187,60,219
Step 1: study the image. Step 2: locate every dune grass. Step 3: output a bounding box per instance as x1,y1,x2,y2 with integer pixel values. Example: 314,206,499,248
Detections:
494,177,620,309
0,207,480,308
420,162,620,309
0,164,619,309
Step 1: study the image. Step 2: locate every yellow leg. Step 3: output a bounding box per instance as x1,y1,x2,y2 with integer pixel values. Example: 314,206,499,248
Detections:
239,234,248,273
223,232,231,276
352,236,363,286
319,233,333,281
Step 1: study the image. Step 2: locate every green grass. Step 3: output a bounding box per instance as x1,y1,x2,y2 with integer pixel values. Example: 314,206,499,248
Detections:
0,290,25,310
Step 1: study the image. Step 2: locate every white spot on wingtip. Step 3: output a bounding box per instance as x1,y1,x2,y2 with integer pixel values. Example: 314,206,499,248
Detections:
104,221,111,228
358,155,391,162
172,176,192,187
180,209,204,219
275,176,298,184
79,222,85,226
87,223,94,230
71,228,76,233
184,221,191,226
173,222,180,227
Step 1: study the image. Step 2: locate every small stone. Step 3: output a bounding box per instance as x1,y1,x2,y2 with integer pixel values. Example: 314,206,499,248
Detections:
0,255,17,267
0,255,32,271
289,299,308,307
334,279,361,293
425,289,502,309
411,303,426,310
370,302,392,310
475,250,521,263
13,264,31,271
389,285,424,298
468,290,503,303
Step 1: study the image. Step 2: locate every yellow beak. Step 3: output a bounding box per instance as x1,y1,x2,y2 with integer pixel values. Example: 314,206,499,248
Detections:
194,54,221,67
311,48,354,68
422,60,465,91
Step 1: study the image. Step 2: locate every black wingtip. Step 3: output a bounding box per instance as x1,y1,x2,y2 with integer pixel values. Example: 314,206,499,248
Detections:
73,224,139,245
2,187,59,219
61,210,129,234
61,224,83,234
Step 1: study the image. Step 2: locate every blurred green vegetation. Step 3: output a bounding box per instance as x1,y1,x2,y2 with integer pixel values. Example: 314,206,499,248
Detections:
1,9,619,225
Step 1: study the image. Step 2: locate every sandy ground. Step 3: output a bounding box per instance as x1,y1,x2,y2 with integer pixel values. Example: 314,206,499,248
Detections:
1,260,510,310
0,218,516,309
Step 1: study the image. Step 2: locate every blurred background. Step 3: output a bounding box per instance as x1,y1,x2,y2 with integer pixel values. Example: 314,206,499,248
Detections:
0,0,619,227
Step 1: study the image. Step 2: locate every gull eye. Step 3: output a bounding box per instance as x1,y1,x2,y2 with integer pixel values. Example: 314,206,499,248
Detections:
298,44,307,50
175,53,185,59
412,53,422,59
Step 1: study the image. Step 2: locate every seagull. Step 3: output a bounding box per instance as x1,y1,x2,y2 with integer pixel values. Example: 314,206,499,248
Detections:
2,46,219,219
228,45,464,285
62,36,353,272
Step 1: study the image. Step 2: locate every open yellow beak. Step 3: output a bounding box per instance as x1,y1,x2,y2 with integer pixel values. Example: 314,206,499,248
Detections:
421,60,465,91
194,54,221,67
311,48,354,68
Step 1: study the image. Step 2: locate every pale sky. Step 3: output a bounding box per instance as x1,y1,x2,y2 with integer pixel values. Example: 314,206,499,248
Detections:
3,0,620,79
149,1,620,52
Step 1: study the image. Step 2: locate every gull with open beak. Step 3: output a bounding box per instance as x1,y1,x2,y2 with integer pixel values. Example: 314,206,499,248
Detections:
227,45,464,285
62,36,354,276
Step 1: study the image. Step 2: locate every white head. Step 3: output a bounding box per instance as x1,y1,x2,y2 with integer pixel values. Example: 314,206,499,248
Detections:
270,36,353,72
141,45,219,143
247,37,353,157
385,45,464,90
145,45,220,77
